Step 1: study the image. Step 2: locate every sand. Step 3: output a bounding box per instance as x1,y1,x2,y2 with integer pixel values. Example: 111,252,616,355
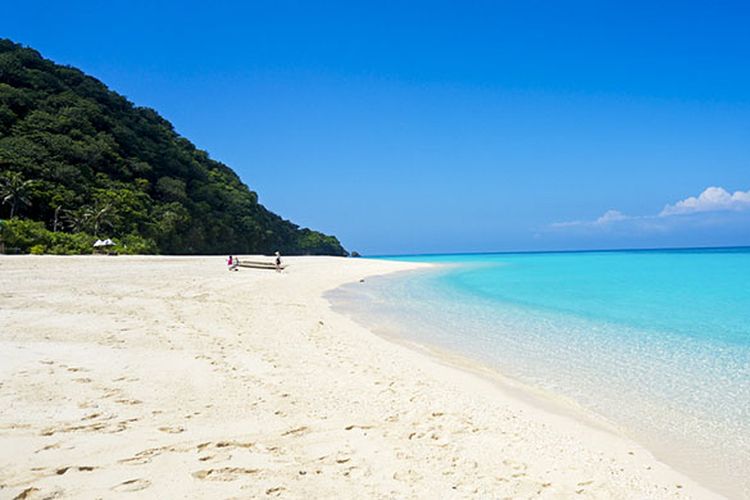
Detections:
0,255,722,499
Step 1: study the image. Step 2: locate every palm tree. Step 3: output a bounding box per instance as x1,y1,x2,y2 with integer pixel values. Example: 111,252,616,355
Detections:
0,171,35,218
52,205,62,232
63,203,114,235
63,207,90,233
86,203,113,236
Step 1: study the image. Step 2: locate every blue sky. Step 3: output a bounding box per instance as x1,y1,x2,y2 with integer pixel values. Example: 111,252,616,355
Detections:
3,1,749,254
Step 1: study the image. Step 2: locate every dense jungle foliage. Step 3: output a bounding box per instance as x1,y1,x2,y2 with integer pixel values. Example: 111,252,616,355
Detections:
0,39,346,255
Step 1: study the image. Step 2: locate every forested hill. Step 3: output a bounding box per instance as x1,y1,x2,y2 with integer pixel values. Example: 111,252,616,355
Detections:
0,39,347,255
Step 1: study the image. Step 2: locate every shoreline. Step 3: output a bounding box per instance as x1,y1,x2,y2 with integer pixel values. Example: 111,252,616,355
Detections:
329,288,730,498
329,262,744,499
327,265,625,437
327,265,737,499
0,255,723,498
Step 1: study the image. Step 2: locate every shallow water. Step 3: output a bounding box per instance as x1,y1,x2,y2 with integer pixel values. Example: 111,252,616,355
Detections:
330,248,750,498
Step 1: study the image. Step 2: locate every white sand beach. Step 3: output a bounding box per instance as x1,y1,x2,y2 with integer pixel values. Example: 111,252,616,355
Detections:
0,256,721,499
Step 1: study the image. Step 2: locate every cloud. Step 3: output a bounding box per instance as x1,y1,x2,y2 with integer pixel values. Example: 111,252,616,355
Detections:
549,219,585,228
659,186,750,216
550,209,632,228
595,209,629,224
550,185,750,229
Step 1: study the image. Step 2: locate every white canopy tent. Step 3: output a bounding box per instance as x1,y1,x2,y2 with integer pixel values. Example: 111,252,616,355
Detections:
93,239,115,248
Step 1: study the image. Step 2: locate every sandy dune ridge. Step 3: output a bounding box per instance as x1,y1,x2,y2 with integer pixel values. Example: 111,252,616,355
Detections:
0,256,720,499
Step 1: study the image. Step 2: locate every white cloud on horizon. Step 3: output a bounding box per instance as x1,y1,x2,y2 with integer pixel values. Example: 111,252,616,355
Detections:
596,209,629,224
659,186,750,216
551,186,750,229
549,209,632,228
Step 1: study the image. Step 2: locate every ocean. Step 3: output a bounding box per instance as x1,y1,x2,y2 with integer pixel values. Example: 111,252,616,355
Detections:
329,247,750,497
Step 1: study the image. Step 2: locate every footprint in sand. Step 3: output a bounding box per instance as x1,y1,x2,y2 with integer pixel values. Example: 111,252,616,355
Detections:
158,426,185,434
12,487,39,499
56,465,97,475
215,440,254,449
191,467,259,481
102,388,124,399
41,420,114,437
35,443,60,453
112,478,151,492
281,426,308,437
344,424,374,431
115,399,142,405
119,445,174,465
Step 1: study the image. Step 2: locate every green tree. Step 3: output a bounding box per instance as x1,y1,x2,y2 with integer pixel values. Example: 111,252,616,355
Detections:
0,171,35,218
62,207,89,232
85,202,114,236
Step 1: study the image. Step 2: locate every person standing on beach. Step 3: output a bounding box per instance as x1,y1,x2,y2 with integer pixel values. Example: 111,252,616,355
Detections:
275,251,282,273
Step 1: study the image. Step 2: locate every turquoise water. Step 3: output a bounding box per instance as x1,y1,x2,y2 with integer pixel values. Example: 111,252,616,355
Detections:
330,248,750,497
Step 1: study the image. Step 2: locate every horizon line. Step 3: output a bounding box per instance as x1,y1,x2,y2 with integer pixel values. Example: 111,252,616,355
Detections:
368,243,750,259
